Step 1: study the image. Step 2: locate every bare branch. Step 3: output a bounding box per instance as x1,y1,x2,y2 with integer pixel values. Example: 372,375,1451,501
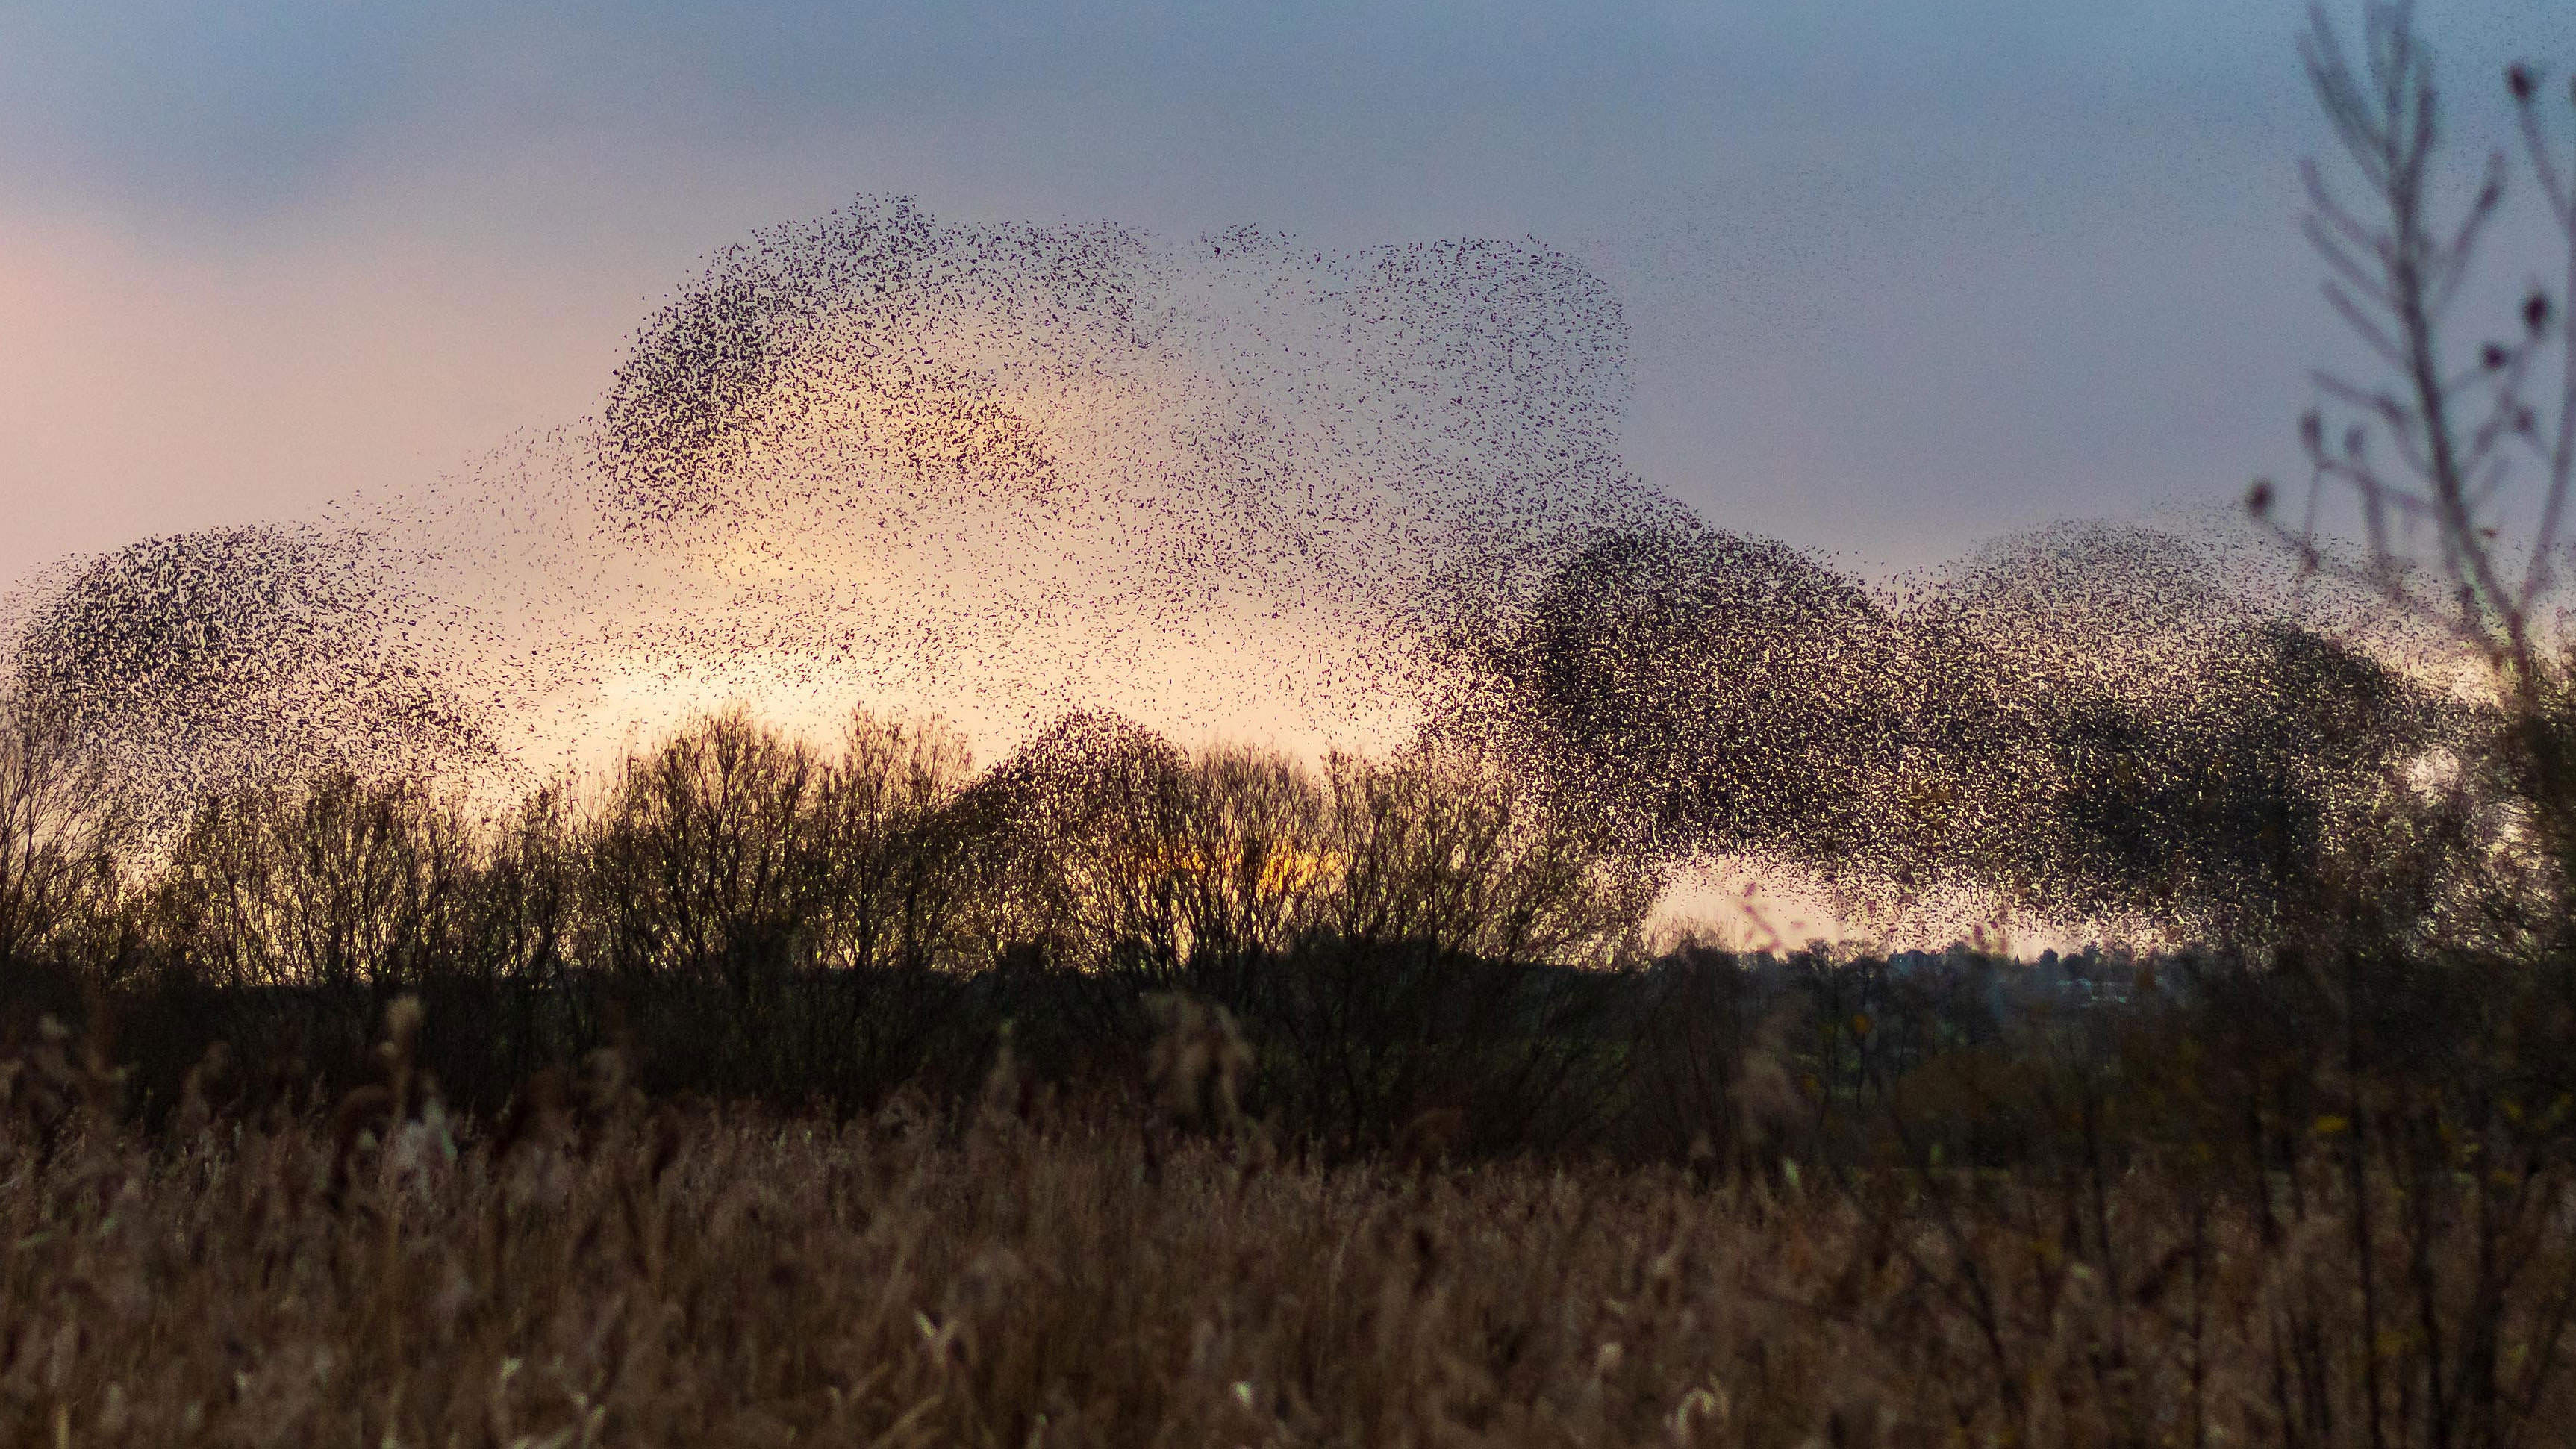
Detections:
2302,208,2398,308
2514,77,2574,224
2321,283,2413,369
2429,153,2507,320
2524,103,2576,614
2254,506,2459,633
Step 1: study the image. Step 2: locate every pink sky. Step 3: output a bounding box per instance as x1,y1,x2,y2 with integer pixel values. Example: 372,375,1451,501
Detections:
0,209,620,587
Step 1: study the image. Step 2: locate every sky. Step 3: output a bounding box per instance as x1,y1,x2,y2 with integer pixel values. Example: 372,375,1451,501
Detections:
4,0,2572,591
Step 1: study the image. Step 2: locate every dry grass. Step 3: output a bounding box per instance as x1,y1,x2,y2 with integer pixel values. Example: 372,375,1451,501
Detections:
4,704,2575,1445
6,1009,2574,1449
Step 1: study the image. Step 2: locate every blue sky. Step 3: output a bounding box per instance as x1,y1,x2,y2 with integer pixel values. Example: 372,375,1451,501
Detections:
3,0,2569,585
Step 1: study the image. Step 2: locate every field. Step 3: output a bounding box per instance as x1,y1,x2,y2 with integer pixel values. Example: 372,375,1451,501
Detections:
7,997,2576,1448
4,702,2576,1447
9,956,2576,1445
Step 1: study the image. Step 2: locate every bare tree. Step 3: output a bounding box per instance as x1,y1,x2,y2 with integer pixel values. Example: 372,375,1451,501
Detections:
0,681,112,969
2257,2,2576,670
152,773,475,991
808,710,974,971
2255,1,2576,869
584,707,826,991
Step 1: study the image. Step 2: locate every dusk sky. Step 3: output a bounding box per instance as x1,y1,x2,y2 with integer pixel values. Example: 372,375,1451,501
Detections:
4,0,2570,590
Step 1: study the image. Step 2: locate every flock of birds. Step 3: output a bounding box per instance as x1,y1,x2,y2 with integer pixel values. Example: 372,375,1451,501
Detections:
0,196,2434,935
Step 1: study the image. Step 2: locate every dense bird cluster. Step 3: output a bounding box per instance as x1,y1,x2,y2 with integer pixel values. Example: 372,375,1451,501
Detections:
8,526,496,832
1442,517,2441,936
1,198,2439,935
580,202,1668,745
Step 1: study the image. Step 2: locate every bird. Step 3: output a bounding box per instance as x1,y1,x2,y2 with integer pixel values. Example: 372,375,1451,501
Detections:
1,196,2419,943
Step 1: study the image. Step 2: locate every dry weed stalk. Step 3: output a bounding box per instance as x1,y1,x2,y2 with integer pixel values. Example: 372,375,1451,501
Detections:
2,997,2573,1447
